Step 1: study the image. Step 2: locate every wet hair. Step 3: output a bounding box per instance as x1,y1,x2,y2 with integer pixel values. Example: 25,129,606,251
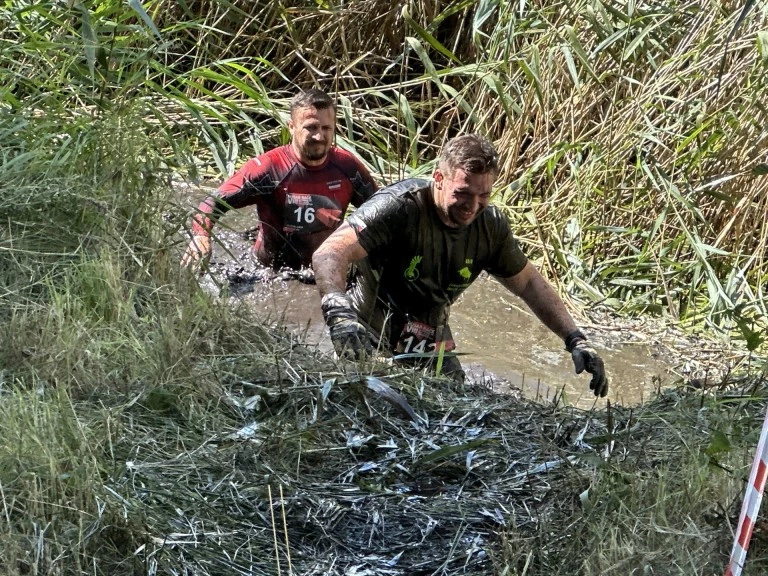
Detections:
439,134,499,176
290,88,335,117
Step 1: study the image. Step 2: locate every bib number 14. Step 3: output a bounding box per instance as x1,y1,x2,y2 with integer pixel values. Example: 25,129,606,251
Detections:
400,335,428,354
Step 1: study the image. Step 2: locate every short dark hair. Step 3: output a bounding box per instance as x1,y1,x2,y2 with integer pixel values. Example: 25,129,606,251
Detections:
290,88,335,117
439,134,499,176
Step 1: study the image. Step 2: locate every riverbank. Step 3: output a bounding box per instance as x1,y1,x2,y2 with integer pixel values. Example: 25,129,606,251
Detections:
2,309,765,574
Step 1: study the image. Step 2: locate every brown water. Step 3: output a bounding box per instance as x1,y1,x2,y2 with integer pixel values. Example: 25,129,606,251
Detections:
195,238,681,410
182,186,690,409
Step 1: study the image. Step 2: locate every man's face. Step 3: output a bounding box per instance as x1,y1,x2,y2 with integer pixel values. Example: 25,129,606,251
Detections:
433,166,494,227
289,106,335,165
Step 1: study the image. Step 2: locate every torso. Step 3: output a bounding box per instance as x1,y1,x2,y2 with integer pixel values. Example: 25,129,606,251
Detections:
348,178,527,349
196,145,376,268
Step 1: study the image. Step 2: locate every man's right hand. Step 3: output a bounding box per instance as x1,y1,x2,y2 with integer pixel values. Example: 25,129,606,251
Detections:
181,235,212,269
329,318,372,360
321,292,372,360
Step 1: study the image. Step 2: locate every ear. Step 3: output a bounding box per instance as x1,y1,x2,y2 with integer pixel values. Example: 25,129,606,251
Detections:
433,168,443,184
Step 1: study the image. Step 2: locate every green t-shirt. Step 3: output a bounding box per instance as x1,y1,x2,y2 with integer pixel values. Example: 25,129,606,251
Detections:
347,178,528,349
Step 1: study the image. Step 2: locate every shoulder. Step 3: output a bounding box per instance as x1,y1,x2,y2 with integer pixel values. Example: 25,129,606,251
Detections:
253,145,296,172
375,177,431,201
479,204,511,225
349,178,428,229
327,147,372,176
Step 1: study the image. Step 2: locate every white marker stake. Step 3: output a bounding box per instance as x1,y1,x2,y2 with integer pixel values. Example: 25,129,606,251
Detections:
725,404,768,576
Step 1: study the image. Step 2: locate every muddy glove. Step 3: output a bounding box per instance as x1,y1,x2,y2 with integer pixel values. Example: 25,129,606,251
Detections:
565,330,609,398
321,292,372,360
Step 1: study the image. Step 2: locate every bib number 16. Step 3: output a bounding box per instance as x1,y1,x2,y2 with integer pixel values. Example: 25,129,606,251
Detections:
293,206,315,224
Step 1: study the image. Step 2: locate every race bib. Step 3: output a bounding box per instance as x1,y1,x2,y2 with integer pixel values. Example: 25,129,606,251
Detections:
395,320,456,355
283,194,343,234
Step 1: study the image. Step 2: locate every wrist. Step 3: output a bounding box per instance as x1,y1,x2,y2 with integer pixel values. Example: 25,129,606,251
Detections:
321,292,357,325
564,329,587,352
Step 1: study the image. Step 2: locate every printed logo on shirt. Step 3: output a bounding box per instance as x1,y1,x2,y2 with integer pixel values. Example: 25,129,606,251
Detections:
448,259,474,292
404,255,422,281
327,180,342,190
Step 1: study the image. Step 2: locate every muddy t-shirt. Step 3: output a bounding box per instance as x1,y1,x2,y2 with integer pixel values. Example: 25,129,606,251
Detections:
192,144,377,268
347,178,528,348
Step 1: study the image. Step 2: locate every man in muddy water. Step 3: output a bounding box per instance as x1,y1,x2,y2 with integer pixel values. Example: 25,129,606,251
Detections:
181,88,378,277
312,133,609,397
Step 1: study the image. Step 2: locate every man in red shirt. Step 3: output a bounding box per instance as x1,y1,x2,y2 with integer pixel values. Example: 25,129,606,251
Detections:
181,89,378,272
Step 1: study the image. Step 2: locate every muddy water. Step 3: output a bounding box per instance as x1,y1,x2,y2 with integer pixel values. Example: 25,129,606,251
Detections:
182,187,682,409
197,244,679,410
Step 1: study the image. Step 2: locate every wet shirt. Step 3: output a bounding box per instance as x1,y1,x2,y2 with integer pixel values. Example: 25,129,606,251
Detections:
347,178,528,348
192,144,377,268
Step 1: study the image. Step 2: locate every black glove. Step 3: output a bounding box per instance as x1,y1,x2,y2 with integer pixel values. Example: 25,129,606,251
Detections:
565,331,609,398
321,293,372,360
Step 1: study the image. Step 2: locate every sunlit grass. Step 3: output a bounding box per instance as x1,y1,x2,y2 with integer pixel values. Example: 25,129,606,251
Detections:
1,0,768,574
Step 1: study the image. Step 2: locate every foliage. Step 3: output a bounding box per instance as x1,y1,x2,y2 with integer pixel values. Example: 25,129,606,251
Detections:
2,0,768,574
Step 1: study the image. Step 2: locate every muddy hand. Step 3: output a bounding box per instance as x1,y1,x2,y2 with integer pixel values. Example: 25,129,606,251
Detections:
181,235,212,269
571,341,608,397
329,318,372,360
321,292,372,360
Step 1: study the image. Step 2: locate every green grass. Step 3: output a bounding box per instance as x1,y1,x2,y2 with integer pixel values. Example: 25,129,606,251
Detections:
1,0,768,574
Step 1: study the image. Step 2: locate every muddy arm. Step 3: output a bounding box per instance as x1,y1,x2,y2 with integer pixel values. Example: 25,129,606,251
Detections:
496,262,579,341
312,222,368,296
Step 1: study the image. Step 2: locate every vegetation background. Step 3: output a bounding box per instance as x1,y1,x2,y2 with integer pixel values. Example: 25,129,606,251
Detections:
1,0,768,574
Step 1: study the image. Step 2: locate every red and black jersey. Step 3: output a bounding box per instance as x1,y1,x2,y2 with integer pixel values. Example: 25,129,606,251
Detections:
192,144,377,268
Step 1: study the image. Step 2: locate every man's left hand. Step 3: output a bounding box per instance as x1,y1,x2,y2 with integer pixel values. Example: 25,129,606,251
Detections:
571,341,609,397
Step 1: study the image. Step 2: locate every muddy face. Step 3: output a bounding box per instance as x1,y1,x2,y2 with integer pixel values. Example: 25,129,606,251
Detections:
432,167,493,228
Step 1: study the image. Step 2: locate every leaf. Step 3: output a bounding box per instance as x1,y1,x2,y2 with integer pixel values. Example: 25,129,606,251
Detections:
705,430,732,456
77,3,97,78
756,30,768,64
401,7,461,64
365,377,422,424
715,0,758,97
321,378,335,402
752,163,768,176
473,0,499,37
127,0,162,41
415,438,492,466
579,488,591,509
733,316,765,352
561,44,580,89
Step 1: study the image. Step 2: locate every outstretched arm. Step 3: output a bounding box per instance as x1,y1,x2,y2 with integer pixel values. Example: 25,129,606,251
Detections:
496,262,578,339
497,263,609,397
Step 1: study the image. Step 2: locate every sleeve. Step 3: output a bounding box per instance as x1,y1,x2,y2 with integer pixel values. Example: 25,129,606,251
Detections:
347,191,409,256
191,156,277,236
483,209,529,278
349,158,379,207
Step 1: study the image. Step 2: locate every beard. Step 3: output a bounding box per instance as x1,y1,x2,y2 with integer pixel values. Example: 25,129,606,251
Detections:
300,141,329,161
448,204,483,227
